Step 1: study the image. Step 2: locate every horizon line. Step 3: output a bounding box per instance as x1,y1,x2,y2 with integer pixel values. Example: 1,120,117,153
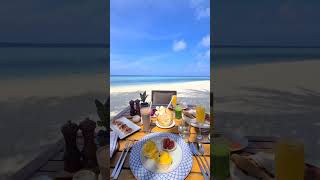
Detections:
0,42,108,48
110,75,210,77
212,45,320,48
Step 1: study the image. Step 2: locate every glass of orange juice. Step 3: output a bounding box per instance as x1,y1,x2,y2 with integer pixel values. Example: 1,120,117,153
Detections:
196,105,205,140
171,95,177,108
275,139,305,180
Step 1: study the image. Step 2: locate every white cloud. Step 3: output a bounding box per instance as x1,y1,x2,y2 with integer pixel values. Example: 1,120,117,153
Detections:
196,7,210,19
200,34,210,47
190,0,210,20
172,40,187,52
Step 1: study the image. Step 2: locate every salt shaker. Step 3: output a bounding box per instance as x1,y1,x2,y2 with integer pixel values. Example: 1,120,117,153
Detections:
135,99,141,116
129,100,136,116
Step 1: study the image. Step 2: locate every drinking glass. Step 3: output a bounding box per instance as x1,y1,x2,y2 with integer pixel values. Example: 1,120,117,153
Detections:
178,112,190,139
196,105,205,140
140,105,151,133
175,105,182,119
212,137,230,180
275,139,305,180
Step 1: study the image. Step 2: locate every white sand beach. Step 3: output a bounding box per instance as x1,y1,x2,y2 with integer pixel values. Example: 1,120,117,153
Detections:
214,60,320,166
110,80,210,118
0,73,106,178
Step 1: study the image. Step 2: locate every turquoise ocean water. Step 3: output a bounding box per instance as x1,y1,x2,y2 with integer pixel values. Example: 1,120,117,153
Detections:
110,75,210,87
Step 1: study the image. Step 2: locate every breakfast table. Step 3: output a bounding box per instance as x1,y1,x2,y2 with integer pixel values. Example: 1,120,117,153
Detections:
110,106,320,180
110,105,211,180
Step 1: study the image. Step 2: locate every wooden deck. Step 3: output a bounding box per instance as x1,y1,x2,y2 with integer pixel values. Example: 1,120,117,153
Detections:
10,106,320,180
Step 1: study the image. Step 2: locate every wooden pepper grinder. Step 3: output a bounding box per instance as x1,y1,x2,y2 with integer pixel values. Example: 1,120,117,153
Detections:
129,100,136,116
79,118,97,169
61,120,82,172
135,99,141,116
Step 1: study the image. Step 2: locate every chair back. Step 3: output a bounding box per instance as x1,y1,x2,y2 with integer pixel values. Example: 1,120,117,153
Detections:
151,90,177,105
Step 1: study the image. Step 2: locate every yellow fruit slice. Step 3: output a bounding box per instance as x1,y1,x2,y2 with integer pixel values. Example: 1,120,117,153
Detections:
143,140,159,159
158,151,172,165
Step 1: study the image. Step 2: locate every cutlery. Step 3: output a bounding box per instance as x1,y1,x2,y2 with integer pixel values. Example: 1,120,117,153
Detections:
189,142,209,180
113,141,134,179
111,140,130,178
191,143,210,177
111,132,118,155
197,142,211,176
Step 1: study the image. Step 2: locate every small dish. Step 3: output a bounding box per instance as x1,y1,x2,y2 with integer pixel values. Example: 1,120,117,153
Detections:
132,115,141,123
162,138,177,152
155,120,175,129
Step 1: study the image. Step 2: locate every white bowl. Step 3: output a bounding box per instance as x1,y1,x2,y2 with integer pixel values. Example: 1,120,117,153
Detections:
132,115,141,123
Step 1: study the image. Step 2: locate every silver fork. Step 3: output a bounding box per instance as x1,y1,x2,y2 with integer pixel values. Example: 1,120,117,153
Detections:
197,142,211,176
113,140,134,179
191,143,210,177
189,142,209,180
111,140,130,178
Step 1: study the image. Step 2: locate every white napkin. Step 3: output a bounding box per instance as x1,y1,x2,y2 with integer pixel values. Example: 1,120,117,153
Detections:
230,161,257,180
250,152,275,175
110,131,118,158
231,152,275,180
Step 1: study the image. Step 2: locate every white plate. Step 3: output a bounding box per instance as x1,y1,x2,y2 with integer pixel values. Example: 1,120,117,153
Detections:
130,133,193,180
155,120,175,129
110,117,141,139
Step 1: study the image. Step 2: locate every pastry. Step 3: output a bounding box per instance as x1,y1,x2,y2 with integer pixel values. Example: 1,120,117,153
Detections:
157,114,172,127
142,140,159,159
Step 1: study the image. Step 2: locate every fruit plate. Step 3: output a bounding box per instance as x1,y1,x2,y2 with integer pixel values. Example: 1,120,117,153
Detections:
110,117,141,139
130,133,193,180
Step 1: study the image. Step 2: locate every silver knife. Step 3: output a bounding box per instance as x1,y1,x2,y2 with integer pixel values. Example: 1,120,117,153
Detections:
189,142,209,180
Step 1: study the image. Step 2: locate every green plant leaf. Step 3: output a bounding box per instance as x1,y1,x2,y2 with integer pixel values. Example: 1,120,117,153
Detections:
95,99,107,128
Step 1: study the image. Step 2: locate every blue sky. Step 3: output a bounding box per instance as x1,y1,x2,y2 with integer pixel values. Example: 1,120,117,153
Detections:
110,0,210,76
